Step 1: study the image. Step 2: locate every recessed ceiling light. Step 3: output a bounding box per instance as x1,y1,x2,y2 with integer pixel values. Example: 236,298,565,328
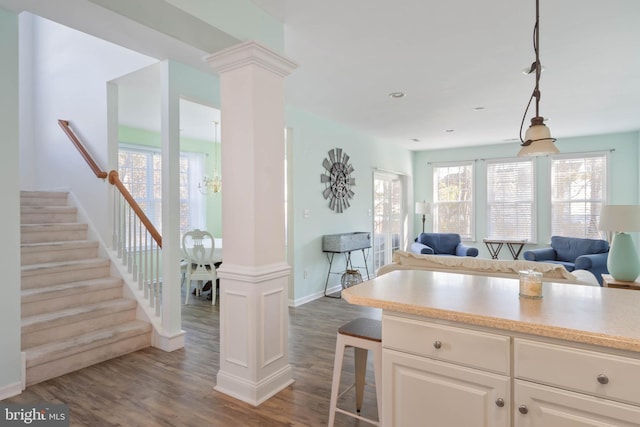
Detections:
444,129,454,133
388,92,406,99
411,138,420,142
473,107,485,111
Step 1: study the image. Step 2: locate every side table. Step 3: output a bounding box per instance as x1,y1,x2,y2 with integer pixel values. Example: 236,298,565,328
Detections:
602,274,640,290
483,238,527,260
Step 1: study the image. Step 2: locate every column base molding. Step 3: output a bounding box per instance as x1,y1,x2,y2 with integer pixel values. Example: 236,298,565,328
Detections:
215,364,294,406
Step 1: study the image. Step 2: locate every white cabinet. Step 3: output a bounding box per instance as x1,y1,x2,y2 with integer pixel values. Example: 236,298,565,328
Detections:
514,380,640,426
382,315,640,427
514,338,640,426
382,314,510,427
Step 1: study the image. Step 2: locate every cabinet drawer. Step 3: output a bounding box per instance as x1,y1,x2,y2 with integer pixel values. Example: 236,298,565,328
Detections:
515,338,640,406
383,315,510,374
515,380,640,426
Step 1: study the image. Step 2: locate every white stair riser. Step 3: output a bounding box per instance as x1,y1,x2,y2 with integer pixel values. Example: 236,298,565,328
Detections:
22,309,137,348
22,288,123,317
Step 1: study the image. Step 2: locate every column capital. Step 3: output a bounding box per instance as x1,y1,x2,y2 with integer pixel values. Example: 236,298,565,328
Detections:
204,40,298,77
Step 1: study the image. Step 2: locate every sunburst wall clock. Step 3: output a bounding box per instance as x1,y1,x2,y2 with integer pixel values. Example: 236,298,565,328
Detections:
320,147,355,213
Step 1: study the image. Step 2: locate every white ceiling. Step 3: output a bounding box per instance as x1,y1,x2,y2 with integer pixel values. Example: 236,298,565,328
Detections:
4,0,639,151
250,0,640,151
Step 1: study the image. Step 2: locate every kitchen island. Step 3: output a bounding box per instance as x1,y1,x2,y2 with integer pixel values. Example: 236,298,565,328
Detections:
342,269,640,427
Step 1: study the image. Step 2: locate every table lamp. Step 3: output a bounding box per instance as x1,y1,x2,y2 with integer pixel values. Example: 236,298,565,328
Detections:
415,201,431,233
598,205,640,282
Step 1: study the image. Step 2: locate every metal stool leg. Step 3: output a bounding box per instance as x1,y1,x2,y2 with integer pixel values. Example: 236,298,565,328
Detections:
328,318,381,426
354,347,368,413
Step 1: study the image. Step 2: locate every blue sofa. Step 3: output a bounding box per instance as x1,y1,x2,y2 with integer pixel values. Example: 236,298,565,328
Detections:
523,236,609,285
410,233,479,257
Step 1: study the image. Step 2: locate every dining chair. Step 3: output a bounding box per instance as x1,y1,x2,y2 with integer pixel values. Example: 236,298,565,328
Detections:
182,229,218,305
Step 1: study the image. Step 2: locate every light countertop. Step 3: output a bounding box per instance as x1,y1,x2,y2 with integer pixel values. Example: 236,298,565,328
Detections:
342,269,640,353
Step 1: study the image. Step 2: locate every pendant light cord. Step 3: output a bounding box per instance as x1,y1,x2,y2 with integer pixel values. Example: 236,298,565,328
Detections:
519,0,542,146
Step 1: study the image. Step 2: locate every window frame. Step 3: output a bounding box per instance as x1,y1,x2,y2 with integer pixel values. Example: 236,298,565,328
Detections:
549,151,608,239
118,144,206,237
485,157,537,243
432,160,475,241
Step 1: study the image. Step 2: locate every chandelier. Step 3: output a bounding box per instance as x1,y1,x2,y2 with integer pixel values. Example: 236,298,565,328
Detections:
198,120,222,195
517,0,560,157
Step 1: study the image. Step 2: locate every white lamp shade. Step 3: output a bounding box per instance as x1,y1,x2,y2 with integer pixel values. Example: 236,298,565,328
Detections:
415,201,431,215
518,123,559,157
599,205,640,232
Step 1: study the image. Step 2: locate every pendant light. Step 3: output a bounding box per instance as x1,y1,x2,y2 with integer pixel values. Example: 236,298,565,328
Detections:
198,121,222,195
517,0,560,157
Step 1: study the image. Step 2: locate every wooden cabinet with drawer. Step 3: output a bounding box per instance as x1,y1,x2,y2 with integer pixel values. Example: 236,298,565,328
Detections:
382,314,511,426
514,338,640,426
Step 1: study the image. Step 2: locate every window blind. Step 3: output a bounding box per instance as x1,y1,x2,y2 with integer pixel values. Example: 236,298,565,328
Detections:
486,158,535,241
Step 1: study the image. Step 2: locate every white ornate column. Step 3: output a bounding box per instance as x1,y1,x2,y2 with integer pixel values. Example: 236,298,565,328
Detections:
204,41,297,406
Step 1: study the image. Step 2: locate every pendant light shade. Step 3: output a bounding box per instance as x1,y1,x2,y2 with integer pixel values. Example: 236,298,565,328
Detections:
518,118,560,156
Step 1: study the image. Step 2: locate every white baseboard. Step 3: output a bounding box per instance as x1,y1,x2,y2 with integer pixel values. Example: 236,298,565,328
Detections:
0,381,23,401
215,365,294,406
289,285,342,307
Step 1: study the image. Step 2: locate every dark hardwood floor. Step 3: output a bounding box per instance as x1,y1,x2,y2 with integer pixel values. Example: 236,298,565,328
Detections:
4,290,382,426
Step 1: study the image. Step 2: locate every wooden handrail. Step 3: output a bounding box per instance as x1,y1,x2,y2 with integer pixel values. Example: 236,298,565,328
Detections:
58,120,108,179
59,119,162,248
109,170,162,248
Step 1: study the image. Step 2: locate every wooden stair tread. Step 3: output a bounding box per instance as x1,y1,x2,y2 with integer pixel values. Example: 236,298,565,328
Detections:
21,223,88,230
22,298,137,336
21,258,110,275
21,239,98,250
19,190,152,385
25,320,152,368
21,277,122,302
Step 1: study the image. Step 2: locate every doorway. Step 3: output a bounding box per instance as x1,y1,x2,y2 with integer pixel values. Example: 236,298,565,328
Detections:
372,171,405,273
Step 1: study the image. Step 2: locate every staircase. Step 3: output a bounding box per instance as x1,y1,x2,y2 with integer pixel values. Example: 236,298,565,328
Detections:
20,191,152,386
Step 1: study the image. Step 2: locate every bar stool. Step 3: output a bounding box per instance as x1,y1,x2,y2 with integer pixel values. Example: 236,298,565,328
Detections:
328,317,382,426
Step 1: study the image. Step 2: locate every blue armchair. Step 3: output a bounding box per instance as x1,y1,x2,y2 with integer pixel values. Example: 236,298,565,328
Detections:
410,233,479,257
523,236,609,285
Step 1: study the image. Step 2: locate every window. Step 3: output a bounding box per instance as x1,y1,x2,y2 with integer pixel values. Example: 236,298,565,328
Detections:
551,153,607,238
486,158,535,241
433,162,474,239
118,146,205,237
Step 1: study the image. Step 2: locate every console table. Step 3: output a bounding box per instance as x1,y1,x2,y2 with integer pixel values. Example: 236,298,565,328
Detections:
322,232,371,298
483,238,527,260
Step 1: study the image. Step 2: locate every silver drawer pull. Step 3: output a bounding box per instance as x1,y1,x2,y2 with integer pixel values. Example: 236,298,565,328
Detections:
518,405,529,415
495,398,505,407
597,374,609,385
433,340,442,349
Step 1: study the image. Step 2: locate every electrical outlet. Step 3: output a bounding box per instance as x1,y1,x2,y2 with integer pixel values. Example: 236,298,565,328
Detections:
303,269,310,279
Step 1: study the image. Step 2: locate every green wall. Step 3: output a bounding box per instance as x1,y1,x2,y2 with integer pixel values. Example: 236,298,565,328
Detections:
413,131,640,259
0,6,22,397
286,105,413,303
